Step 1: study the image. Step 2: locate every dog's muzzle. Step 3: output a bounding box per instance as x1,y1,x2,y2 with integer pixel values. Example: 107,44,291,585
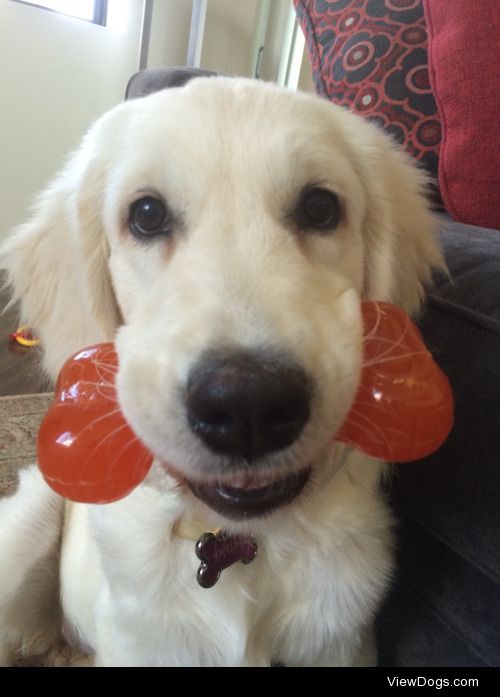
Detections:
184,348,312,518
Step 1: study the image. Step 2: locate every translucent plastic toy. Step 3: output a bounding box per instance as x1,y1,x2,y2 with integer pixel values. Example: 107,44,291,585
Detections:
37,344,152,503
37,302,454,503
336,302,454,462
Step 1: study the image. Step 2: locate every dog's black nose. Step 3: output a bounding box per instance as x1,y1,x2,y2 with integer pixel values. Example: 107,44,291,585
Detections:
186,349,311,462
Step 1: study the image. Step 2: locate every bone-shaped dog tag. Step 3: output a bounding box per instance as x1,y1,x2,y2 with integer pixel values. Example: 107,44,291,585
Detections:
195,532,258,588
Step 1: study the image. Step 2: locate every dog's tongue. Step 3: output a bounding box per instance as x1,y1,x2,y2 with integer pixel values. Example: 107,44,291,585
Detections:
187,468,311,520
37,302,454,505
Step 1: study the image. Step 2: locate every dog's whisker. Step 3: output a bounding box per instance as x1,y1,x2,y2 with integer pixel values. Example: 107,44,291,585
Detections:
105,435,152,480
92,357,118,370
339,408,393,451
361,349,421,368
62,379,118,402
80,420,134,472
72,406,124,445
92,359,118,385
362,324,413,362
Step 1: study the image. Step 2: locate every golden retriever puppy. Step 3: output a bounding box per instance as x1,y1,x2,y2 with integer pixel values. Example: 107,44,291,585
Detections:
0,77,441,666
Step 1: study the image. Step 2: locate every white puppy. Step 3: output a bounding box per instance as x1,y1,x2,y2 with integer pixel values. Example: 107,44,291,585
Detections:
0,78,441,666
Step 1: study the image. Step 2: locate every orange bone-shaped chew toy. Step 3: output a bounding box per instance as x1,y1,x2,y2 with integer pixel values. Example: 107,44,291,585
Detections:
336,302,454,461
37,344,153,503
37,302,453,503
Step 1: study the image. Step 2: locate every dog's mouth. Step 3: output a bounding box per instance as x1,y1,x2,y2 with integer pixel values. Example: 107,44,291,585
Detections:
186,468,311,520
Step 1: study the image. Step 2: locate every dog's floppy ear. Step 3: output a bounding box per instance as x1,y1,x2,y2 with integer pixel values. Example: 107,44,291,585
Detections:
1,128,121,381
354,122,444,315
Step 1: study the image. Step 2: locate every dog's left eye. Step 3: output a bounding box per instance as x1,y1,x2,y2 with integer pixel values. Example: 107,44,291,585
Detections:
129,196,171,239
295,187,342,232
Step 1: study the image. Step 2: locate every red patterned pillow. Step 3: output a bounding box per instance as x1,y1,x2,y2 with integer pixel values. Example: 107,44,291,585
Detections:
294,0,441,178
424,0,500,230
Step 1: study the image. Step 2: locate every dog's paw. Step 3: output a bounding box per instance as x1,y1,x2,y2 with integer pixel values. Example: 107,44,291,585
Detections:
9,641,93,667
44,643,94,667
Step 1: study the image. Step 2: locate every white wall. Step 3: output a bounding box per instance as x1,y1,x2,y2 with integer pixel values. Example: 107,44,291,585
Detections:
147,0,191,70
299,49,315,94
0,0,141,237
201,0,259,77
0,0,196,239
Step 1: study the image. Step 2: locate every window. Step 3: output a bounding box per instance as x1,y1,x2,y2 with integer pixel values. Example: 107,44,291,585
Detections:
13,0,108,25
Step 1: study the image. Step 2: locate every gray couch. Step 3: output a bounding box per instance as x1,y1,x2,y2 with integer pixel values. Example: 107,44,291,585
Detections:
376,217,500,667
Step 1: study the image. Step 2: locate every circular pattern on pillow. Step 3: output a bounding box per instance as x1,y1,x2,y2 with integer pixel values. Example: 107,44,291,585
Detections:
294,0,441,178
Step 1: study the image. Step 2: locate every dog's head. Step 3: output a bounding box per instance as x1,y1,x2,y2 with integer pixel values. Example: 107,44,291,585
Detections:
1,78,442,524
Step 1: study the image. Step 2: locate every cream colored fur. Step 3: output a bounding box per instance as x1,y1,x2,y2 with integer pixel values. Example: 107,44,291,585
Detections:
0,78,442,666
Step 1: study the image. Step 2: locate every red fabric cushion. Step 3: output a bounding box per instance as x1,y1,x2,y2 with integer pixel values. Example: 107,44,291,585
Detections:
294,0,441,178
424,1,500,230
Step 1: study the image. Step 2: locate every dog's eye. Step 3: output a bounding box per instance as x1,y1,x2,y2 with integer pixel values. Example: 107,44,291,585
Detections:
129,196,170,239
296,187,341,232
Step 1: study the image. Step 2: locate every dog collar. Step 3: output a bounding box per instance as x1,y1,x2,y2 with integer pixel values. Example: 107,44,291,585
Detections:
173,518,221,541
173,519,258,589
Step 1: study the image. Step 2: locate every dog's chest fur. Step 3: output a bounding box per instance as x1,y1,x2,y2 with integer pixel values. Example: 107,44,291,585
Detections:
60,457,392,667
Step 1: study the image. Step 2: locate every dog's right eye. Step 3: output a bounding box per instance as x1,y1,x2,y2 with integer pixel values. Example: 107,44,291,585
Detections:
129,196,171,239
294,187,342,233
